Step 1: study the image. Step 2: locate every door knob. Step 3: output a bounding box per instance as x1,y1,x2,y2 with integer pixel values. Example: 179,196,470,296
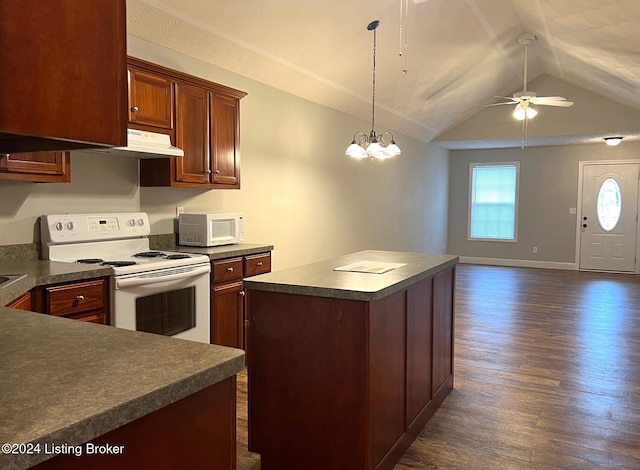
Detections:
131,106,139,112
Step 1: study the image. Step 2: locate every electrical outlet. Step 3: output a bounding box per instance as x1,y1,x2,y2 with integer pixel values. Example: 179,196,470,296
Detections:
569,208,577,215
533,246,538,254
176,206,184,217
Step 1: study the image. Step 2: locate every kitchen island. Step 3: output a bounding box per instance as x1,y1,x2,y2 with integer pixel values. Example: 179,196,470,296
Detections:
244,250,458,470
0,307,244,470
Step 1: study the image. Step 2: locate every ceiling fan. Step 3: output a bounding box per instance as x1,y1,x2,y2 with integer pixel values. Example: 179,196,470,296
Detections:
488,32,574,146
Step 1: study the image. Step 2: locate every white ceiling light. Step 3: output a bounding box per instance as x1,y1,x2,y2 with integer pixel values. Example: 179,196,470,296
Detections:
604,137,623,146
513,102,537,121
345,20,401,160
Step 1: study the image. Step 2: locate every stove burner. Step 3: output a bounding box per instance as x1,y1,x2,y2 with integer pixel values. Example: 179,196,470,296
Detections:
76,258,104,264
102,261,137,267
164,254,191,260
133,251,166,258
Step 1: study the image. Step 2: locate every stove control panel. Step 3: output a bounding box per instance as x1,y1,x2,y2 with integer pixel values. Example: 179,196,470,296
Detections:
88,217,120,232
41,213,151,244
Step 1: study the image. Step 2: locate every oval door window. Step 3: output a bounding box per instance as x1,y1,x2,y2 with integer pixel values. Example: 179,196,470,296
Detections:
597,177,622,231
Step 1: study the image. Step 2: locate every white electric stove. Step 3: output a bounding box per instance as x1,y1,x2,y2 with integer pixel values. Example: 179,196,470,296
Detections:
41,212,211,344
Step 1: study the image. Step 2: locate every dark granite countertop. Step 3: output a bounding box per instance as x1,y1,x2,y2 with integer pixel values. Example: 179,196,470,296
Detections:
0,241,272,468
244,250,458,301
0,260,113,306
0,308,244,470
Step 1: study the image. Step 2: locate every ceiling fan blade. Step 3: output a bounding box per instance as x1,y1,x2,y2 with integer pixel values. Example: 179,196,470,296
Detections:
531,96,568,102
534,100,574,107
484,101,517,107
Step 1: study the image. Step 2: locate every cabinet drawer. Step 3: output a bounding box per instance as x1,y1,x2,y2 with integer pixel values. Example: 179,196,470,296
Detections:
66,311,108,325
212,258,243,283
46,280,107,317
244,253,271,277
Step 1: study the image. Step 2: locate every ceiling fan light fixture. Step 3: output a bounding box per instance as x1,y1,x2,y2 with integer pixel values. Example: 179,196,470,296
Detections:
345,21,401,160
604,137,623,146
513,103,537,121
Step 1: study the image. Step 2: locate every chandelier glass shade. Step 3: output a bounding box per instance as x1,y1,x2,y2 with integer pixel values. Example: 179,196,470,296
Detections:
345,20,401,160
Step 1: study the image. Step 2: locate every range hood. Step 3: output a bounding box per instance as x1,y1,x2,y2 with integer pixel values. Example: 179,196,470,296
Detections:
89,129,184,159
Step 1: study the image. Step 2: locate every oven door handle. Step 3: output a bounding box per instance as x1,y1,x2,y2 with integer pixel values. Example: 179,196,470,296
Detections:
114,265,211,289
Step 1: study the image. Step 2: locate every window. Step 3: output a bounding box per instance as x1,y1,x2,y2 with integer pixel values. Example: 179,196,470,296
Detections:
596,177,622,232
468,163,519,241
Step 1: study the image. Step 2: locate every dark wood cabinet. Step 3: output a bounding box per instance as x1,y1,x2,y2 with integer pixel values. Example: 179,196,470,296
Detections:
175,83,211,184
406,277,433,425
33,376,237,470
0,152,70,182
128,68,175,131
210,92,241,186
0,0,127,154
432,267,455,394
247,265,456,470
211,281,244,348
132,57,246,190
34,278,110,324
210,253,271,350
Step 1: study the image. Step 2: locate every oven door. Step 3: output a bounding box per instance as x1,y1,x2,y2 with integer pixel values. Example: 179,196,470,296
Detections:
111,263,211,344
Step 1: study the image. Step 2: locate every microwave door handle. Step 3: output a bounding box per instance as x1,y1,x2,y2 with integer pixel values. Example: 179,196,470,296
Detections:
114,265,211,289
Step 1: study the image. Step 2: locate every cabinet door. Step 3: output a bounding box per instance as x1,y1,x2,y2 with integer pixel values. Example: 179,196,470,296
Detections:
175,83,211,185
432,268,454,395
0,152,70,182
406,277,433,425
211,281,244,349
0,0,127,154
128,68,174,130
210,93,240,188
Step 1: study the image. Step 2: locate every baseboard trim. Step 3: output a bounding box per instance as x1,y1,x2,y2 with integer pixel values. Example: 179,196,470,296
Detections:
459,256,577,270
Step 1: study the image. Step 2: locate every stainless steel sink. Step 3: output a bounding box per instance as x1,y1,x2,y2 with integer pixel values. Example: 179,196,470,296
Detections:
0,274,27,289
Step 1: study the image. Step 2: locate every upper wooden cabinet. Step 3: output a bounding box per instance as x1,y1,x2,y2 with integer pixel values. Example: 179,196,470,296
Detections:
0,152,70,183
132,57,247,190
210,93,241,187
0,1,128,154
128,68,175,131
175,83,211,185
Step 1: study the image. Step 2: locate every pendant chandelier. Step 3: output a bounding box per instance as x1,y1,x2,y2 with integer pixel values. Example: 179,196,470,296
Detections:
345,20,401,160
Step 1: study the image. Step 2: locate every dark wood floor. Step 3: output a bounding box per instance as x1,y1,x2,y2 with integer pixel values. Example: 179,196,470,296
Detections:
236,264,640,469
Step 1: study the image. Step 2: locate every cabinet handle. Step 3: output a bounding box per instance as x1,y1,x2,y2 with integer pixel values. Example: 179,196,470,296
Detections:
76,295,85,302
239,290,246,297
205,170,212,174
213,169,220,174
227,267,234,272
256,262,263,266
131,106,139,112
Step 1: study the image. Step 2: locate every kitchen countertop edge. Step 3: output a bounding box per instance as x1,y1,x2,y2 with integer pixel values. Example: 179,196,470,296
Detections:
244,250,459,301
0,243,274,306
0,308,245,470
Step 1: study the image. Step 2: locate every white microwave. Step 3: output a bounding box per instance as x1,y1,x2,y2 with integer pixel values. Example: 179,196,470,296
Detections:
178,213,244,247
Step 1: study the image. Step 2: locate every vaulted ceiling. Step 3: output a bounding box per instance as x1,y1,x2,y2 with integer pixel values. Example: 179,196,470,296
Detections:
127,0,640,147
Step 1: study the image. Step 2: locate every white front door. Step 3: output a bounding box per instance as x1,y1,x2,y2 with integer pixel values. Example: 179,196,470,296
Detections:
579,163,639,272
